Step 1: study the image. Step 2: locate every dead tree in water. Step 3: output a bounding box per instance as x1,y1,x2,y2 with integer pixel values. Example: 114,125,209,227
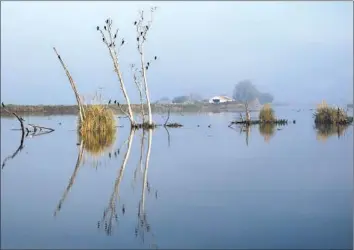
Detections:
133,7,158,126
130,63,146,123
53,47,85,122
97,19,135,125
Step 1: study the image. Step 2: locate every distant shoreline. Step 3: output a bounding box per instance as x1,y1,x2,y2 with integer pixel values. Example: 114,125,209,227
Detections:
0,103,269,117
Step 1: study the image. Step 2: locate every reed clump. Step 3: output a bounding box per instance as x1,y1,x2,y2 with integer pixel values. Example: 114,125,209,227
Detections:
259,103,275,122
314,101,353,125
78,105,116,155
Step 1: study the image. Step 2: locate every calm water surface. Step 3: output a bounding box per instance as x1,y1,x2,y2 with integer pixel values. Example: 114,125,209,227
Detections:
1,107,353,249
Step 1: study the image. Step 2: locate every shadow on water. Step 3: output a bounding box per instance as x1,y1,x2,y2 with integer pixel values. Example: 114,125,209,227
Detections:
315,124,352,142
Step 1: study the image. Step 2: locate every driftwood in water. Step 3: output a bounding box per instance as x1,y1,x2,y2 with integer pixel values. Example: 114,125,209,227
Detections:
1,106,55,169
229,119,288,127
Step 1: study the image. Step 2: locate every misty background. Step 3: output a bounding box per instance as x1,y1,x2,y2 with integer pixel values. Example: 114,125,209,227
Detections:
1,1,353,105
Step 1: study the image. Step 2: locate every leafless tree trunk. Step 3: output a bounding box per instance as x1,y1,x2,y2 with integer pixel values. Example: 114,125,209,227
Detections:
53,47,85,122
134,8,158,125
97,19,135,125
245,100,250,122
131,64,146,123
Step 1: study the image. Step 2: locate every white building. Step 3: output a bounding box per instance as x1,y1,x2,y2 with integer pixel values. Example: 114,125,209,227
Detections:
209,95,234,104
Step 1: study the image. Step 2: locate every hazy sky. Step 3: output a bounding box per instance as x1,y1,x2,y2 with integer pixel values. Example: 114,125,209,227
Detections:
1,1,353,105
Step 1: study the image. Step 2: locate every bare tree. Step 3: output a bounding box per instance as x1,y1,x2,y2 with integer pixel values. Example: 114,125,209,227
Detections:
131,64,146,123
53,47,85,122
133,7,158,125
97,19,135,125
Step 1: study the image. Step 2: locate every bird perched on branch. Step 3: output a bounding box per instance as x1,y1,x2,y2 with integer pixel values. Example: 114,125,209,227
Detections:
114,100,117,104
121,39,125,46
108,99,111,104
96,26,99,31
154,56,157,60
134,21,137,25
1,102,5,108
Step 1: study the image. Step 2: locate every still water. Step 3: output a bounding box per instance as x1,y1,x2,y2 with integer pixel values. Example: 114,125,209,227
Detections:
1,107,353,249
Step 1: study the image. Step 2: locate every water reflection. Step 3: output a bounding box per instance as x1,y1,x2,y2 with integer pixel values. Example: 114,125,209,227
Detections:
2,125,54,169
315,124,351,142
259,124,276,143
135,129,156,245
54,142,84,216
233,123,281,145
98,129,135,235
54,130,117,217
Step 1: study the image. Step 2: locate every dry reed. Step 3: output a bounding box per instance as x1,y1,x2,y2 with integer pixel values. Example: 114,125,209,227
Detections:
314,100,353,125
259,103,276,122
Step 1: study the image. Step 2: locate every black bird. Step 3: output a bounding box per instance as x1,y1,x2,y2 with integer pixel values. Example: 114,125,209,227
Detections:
134,21,137,25
114,151,117,157
102,38,105,42
117,102,120,106
58,55,61,60
104,26,106,30
106,19,109,24
114,34,117,39
145,66,148,70
146,25,149,30
121,39,125,45
1,102,5,108
154,56,157,60
140,31,143,35
137,37,139,41
117,149,120,154
109,152,111,158
147,62,150,66
108,99,111,104
96,26,99,31
114,100,117,104
208,124,211,128
122,205,125,214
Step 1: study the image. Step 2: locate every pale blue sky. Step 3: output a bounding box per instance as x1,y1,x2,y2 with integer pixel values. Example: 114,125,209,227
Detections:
1,1,353,105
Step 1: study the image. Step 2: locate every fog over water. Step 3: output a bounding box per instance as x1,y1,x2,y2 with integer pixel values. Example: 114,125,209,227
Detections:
1,1,353,105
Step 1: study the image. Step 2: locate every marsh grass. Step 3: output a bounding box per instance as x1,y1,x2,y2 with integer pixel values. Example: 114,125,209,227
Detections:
314,101,353,125
78,105,116,156
259,104,275,122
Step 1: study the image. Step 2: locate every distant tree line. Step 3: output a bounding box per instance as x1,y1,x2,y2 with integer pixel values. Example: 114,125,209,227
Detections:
232,80,274,104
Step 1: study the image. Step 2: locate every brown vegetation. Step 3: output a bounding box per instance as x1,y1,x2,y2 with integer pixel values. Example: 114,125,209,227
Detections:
314,100,353,125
